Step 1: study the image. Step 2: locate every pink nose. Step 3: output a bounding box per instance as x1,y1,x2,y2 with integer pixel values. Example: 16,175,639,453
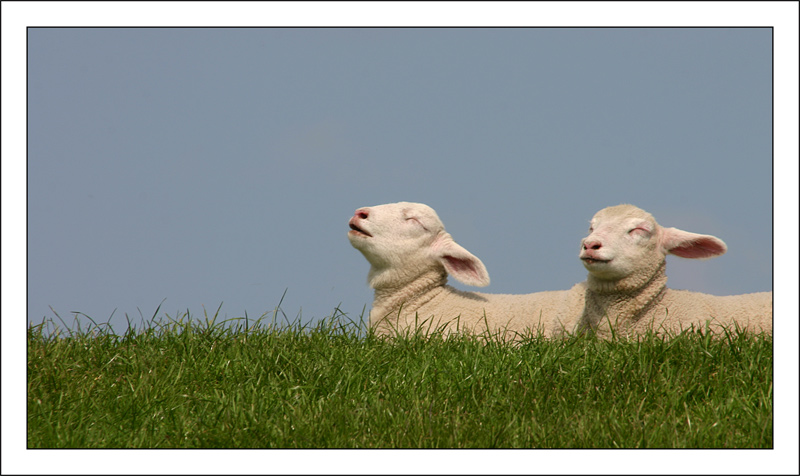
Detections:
583,240,602,251
354,208,369,220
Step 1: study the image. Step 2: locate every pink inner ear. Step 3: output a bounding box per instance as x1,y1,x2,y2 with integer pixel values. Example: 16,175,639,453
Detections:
443,256,479,279
668,236,727,259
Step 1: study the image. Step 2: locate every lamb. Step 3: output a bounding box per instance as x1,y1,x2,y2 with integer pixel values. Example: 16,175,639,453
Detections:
573,204,772,338
347,202,584,339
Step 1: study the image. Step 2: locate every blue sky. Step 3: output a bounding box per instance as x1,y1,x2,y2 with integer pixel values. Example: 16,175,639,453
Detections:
3,2,799,475
26,26,774,332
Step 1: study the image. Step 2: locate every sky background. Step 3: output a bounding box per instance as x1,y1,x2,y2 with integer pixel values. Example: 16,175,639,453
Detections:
27,27,774,333
4,3,799,475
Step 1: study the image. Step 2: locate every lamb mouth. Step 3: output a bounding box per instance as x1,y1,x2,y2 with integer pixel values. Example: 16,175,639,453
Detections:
349,224,372,237
581,257,610,265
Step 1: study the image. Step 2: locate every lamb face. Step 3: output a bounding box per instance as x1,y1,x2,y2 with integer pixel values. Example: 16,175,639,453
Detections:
348,201,490,289
348,202,445,272
579,204,727,285
579,205,662,281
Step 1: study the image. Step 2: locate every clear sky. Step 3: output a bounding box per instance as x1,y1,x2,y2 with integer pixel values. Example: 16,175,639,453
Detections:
26,26,774,332
4,2,799,475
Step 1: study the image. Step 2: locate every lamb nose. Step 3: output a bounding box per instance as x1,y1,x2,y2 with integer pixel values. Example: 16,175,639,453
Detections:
355,209,369,220
584,240,602,250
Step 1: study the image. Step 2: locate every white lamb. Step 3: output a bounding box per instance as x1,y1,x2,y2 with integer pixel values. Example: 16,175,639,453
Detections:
347,202,583,339
573,204,772,338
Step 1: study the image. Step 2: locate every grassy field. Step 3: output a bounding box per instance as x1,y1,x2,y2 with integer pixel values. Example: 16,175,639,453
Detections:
27,306,772,449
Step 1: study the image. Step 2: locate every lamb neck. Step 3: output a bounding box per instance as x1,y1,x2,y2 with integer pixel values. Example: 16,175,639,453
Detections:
370,268,448,324
582,261,669,331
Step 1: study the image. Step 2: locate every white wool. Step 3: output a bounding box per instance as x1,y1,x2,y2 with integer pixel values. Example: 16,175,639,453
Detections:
346,202,771,341
348,202,582,339
573,204,772,338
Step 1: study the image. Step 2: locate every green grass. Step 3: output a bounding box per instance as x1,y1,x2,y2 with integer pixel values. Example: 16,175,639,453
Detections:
27,306,772,449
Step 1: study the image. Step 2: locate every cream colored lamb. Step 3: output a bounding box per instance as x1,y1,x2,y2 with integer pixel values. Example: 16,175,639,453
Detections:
573,204,772,338
347,202,583,339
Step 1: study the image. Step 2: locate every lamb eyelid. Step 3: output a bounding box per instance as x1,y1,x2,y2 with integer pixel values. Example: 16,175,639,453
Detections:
406,216,430,231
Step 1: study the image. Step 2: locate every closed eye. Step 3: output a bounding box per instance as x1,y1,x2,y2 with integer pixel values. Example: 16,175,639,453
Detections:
405,216,428,231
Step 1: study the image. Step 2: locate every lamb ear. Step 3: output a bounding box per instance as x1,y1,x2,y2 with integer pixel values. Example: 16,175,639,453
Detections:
430,232,490,287
661,227,727,259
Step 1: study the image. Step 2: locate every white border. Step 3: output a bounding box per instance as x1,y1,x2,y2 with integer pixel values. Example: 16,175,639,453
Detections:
3,2,798,475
